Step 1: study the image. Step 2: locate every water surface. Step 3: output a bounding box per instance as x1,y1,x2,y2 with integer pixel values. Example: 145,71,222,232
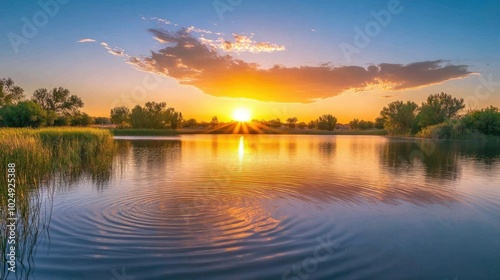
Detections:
14,135,500,279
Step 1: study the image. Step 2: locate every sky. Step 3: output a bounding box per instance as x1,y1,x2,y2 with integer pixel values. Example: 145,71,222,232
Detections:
1,0,500,123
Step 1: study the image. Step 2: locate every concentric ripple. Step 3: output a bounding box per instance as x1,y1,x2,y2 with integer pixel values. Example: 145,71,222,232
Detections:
27,135,500,279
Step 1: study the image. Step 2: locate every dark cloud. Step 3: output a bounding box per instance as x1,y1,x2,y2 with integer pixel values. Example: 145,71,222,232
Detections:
125,28,472,103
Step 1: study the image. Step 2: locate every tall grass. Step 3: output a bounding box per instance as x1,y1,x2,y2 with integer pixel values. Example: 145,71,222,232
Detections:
0,128,114,280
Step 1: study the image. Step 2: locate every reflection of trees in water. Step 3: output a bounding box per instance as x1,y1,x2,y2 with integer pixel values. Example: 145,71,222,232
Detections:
459,141,500,163
130,140,182,172
318,141,336,159
380,139,500,180
380,139,460,180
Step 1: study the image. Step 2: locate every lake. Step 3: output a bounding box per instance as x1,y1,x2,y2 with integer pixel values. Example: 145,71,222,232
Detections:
9,135,500,279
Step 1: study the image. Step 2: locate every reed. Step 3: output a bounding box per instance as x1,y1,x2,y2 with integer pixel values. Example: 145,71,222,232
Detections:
0,127,114,279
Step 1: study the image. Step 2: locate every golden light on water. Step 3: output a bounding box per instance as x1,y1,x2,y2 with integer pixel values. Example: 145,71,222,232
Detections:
238,136,245,161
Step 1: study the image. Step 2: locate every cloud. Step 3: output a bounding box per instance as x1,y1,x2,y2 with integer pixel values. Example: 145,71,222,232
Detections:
100,42,126,57
117,28,472,103
78,38,96,43
199,33,286,53
186,26,224,36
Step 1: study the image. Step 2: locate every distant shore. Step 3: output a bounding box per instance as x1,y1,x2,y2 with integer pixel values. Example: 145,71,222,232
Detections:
109,128,387,136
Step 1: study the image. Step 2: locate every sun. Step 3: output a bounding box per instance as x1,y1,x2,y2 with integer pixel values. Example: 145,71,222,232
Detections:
232,108,252,122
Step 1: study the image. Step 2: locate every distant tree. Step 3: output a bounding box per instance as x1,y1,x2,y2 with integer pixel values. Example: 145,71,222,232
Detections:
0,101,47,127
417,92,465,128
183,118,198,128
286,117,298,128
70,112,94,126
374,117,385,129
210,116,219,127
358,120,374,130
307,120,317,129
110,106,130,128
94,117,111,125
297,122,307,129
0,78,25,107
317,114,337,131
380,101,419,135
349,118,359,130
54,115,71,126
170,111,183,129
32,87,83,115
268,118,282,128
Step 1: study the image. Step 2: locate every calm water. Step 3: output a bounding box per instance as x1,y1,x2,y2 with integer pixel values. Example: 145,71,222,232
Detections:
13,135,500,279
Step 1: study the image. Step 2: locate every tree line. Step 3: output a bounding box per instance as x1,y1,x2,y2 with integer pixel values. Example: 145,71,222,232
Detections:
0,78,90,127
378,92,500,138
2,77,499,137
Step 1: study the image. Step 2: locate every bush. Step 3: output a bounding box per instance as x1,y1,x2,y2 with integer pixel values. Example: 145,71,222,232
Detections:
0,101,48,127
461,106,500,136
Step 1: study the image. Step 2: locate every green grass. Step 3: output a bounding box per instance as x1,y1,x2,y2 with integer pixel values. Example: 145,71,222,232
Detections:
0,127,114,278
110,128,179,136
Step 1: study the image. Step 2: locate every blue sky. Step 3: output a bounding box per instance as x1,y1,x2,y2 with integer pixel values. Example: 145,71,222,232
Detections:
1,0,499,121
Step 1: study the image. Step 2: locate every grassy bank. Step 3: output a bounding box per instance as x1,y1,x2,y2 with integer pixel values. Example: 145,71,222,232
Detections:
0,127,114,187
0,127,114,278
110,128,179,136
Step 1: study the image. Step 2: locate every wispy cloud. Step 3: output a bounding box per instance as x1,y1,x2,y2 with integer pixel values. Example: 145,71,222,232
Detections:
100,42,126,57
98,28,473,103
199,33,286,53
77,38,96,43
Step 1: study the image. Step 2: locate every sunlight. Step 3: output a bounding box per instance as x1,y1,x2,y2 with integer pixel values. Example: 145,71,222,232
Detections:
238,136,245,161
232,108,251,122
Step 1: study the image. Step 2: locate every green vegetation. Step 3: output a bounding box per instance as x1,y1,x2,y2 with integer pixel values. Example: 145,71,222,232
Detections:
0,127,114,278
0,78,96,128
378,92,500,140
0,127,114,187
110,101,183,129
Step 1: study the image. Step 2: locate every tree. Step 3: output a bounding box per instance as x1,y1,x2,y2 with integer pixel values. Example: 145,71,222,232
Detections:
461,106,500,136
183,118,197,128
307,120,317,129
170,111,183,129
417,92,465,128
268,118,282,128
317,114,337,131
286,117,298,128
110,106,130,128
94,117,111,125
297,122,307,129
380,101,419,135
0,78,25,107
210,116,219,127
374,117,385,129
0,101,47,127
358,120,374,130
129,102,177,129
32,87,83,115
349,118,359,130
70,112,94,126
